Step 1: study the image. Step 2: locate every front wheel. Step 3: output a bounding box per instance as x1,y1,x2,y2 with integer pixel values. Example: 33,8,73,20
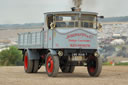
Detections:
45,53,59,77
87,55,102,77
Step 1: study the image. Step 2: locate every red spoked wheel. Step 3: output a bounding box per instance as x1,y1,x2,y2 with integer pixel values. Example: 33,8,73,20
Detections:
45,53,59,77
46,56,54,73
87,55,102,77
24,51,33,73
88,56,96,73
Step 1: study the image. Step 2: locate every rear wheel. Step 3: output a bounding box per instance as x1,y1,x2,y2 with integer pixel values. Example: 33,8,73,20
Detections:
45,53,59,77
33,60,39,73
24,52,33,73
60,57,75,73
24,51,39,73
60,65,75,73
68,66,75,73
87,55,102,77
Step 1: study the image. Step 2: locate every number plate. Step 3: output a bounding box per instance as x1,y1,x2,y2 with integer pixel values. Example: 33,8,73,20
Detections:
72,56,83,61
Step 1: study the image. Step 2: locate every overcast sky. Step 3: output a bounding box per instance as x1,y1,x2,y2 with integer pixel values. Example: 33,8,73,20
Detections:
0,0,127,24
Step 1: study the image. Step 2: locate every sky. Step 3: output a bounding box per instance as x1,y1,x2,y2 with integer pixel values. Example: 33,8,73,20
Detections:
0,0,128,24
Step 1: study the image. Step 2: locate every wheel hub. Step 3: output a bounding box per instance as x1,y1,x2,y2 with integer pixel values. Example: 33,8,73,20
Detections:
48,62,51,68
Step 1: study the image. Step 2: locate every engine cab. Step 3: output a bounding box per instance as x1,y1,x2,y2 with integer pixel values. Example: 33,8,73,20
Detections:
44,11,98,30
19,7,104,77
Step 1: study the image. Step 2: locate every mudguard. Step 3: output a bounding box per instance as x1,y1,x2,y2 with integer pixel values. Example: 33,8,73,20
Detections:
49,49,57,56
27,49,40,60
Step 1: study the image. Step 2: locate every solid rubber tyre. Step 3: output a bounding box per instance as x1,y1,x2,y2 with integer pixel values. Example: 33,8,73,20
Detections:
87,55,102,77
33,60,39,73
68,66,75,73
60,65,75,73
45,53,59,77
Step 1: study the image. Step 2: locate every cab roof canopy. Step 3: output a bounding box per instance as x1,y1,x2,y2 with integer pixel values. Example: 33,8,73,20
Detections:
44,11,98,15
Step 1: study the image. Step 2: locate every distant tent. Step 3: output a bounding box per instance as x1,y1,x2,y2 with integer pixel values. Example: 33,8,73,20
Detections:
111,39,125,45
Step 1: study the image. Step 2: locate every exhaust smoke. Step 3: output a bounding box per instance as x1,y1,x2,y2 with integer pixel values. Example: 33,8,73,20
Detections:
71,0,97,12
73,0,82,8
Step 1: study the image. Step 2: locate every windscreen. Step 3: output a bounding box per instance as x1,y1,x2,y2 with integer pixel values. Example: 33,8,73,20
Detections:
81,14,96,28
54,14,97,28
55,14,79,28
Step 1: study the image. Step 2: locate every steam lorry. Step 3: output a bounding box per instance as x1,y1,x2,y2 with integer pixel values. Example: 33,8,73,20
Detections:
18,7,104,77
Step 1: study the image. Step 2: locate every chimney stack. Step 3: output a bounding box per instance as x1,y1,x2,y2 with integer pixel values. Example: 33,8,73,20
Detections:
71,7,81,12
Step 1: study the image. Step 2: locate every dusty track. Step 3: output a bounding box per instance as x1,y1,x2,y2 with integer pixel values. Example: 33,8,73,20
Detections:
0,66,128,85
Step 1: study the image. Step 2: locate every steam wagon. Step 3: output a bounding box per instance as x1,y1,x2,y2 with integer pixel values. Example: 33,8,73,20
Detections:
18,8,103,77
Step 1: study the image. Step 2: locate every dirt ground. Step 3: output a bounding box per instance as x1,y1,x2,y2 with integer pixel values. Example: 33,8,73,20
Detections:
0,66,128,85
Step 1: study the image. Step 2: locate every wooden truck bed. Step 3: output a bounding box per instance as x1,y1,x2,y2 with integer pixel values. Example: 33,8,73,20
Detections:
18,31,44,49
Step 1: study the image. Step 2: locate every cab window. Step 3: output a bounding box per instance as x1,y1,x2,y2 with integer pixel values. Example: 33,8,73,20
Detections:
55,14,79,28
81,15,96,28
